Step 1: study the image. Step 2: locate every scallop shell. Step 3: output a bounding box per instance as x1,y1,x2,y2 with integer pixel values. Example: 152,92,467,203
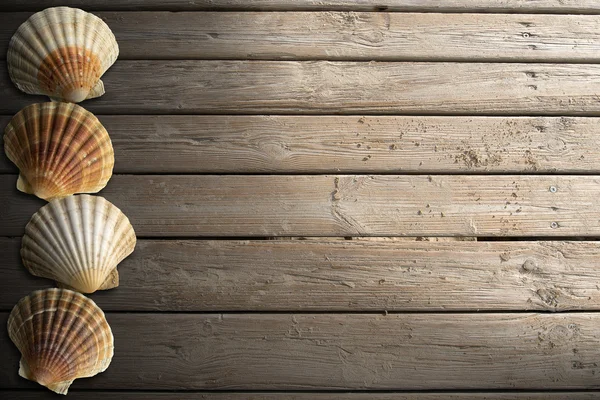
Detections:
7,288,114,395
7,6,119,103
4,102,114,201
21,195,136,294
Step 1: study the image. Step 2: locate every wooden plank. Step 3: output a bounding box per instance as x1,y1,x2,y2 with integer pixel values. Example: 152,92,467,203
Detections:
3,61,600,115
2,238,600,312
2,1,600,13
4,392,600,400
4,12,600,62
2,115,598,174
2,313,600,390
1,175,599,238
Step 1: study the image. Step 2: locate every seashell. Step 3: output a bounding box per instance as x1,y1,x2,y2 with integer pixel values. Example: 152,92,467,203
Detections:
22,194,136,294
7,288,114,395
7,6,119,103
4,102,114,201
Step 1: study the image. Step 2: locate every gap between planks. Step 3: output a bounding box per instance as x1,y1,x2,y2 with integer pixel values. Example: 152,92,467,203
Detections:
3,391,600,400
3,1,600,13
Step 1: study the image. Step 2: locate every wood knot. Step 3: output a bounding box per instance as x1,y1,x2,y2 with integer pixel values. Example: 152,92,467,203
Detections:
522,259,540,273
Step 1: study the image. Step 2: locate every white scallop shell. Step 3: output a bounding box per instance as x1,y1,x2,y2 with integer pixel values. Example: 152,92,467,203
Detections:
22,194,136,293
7,7,119,103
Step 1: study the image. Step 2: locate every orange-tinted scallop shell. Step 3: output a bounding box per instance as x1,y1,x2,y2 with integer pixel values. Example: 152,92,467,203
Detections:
4,102,114,201
7,6,119,103
7,288,114,395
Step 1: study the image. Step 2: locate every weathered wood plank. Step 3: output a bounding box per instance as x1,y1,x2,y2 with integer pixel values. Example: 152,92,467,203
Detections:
3,12,600,62
3,61,600,115
4,392,600,400
2,313,600,390
2,1,600,13
2,238,600,312
2,115,596,174
1,175,598,237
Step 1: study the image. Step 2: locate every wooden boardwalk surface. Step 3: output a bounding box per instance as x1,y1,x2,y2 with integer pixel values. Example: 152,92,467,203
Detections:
2,1,600,399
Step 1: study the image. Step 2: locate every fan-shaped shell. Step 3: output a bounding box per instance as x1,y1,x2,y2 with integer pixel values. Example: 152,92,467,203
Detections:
7,6,119,103
7,288,114,395
4,102,114,201
22,195,136,294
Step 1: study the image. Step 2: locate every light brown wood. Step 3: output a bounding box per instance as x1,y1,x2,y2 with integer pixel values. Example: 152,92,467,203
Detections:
4,12,600,62
1,175,598,238
4,392,600,400
2,238,600,312
3,1,600,13
2,115,598,174
3,313,600,390
4,61,600,115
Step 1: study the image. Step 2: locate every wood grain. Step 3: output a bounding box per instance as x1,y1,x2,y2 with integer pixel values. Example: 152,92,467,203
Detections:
4,61,600,115
2,115,597,174
3,313,600,390
4,12,600,62
2,1,600,13
1,175,599,238
2,238,600,312
4,392,600,400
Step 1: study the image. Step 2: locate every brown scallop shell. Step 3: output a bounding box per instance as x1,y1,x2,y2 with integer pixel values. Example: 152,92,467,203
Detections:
4,102,114,201
7,288,114,395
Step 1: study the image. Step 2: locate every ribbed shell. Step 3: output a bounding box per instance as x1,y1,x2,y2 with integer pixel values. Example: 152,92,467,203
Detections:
22,195,136,294
7,6,119,103
4,102,114,201
7,288,114,395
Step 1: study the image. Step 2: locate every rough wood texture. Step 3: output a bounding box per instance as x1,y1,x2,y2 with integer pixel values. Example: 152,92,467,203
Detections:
3,238,600,312
2,1,600,13
4,61,600,115
3,12,600,61
1,175,598,238
3,313,600,390
4,392,600,400
3,115,598,174
0,174,595,237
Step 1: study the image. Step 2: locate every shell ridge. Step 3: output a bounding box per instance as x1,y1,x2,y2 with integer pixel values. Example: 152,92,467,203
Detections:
31,12,63,96
39,103,55,181
109,206,136,265
102,197,133,279
42,199,82,277
49,118,105,191
94,197,112,288
65,196,88,278
40,292,60,378
45,103,78,189
24,211,80,280
52,307,97,379
98,197,112,268
24,104,40,174
59,9,78,99
40,290,79,380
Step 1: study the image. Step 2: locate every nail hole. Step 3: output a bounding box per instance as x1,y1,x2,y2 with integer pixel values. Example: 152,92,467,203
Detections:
551,222,559,229
549,186,557,193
